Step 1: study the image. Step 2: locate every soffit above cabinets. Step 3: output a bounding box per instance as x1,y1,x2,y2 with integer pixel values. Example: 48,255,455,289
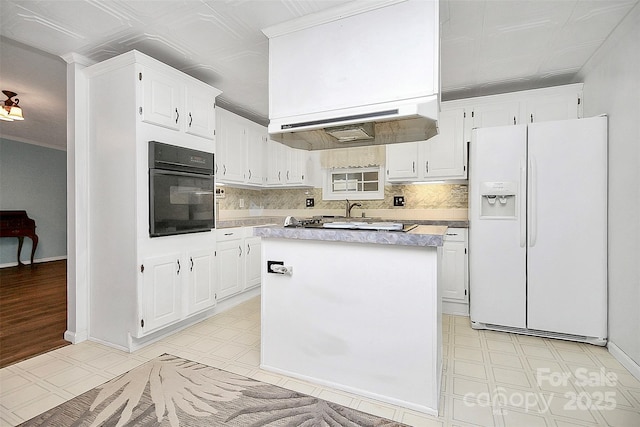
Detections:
0,0,637,150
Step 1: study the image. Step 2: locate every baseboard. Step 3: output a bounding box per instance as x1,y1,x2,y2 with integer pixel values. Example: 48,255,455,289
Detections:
608,341,640,381
64,329,88,344
0,255,67,269
442,300,469,316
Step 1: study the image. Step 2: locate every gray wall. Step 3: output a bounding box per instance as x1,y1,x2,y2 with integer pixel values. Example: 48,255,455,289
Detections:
581,4,640,369
0,138,67,265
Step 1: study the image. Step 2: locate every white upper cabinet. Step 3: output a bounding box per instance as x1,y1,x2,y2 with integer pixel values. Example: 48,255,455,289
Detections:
456,84,583,142
520,90,582,124
265,140,308,187
216,108,247,184
285,148,307,185
386,108,466,181
264,0,438,120
184,86,216,139
140,67,182,130
470,101,520,128
140,64,220,140
386,142,420,181
424,108,466,179
246,122,267,185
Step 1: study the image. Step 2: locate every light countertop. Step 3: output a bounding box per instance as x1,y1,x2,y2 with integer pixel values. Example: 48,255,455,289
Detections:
253,224,448,247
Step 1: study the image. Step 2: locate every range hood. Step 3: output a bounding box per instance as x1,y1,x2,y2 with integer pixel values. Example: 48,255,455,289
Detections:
268,96,439,151
263,0,440,151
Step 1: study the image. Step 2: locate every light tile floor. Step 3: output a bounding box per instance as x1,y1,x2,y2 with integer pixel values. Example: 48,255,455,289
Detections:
1,296,639,426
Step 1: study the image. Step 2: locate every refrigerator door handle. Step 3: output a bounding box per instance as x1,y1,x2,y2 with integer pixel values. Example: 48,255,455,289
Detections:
529,155,537,247
520,159,527,248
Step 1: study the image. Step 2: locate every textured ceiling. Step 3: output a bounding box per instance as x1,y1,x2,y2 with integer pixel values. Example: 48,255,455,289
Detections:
0,0,638,150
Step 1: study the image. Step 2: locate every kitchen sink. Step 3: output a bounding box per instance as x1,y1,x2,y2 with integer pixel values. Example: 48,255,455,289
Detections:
317,221,417,232
285,216,417,232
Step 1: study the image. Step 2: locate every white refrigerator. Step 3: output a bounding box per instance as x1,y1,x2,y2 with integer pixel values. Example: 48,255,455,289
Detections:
469,116,607,345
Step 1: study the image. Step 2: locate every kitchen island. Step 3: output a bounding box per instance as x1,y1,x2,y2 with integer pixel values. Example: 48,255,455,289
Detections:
254,224,447,415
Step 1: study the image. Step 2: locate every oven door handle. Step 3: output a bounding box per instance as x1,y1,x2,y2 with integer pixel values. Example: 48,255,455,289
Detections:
150,168,213,179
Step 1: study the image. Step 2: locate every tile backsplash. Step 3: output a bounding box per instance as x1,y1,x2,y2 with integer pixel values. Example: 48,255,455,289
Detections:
218,184,468,212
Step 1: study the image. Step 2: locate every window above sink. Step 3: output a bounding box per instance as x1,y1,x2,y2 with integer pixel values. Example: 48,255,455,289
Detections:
322,166,384,200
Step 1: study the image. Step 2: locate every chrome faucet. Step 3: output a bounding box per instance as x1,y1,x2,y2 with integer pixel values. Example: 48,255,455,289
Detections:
345,199,362,218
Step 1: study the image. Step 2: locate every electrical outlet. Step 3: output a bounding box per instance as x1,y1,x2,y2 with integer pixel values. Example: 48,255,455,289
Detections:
394,196,405,207
306,198,315,207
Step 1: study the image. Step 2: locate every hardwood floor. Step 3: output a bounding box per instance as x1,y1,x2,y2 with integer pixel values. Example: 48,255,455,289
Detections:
0,260,69,368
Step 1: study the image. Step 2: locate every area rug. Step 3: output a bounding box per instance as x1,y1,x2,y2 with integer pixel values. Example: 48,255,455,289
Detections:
20,354,408,426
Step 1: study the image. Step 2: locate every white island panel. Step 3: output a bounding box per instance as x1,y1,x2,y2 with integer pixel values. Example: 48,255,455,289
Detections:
260,237,441,415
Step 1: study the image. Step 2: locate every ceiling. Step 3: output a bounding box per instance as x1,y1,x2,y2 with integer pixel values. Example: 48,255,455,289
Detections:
0,0,638,151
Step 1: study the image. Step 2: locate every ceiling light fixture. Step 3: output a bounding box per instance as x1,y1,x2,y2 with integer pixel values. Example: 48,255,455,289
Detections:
1,90,25,121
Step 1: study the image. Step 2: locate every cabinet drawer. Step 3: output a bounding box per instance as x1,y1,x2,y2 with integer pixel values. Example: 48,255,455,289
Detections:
216,228,243,242
443,228,467,242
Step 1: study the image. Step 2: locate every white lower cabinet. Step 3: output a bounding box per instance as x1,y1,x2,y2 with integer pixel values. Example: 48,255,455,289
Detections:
441,228,469,316
216,229,245,300
216,227,263,300
141,253,183,334
139,246,217,336
186,249,216,315
244,234,262,290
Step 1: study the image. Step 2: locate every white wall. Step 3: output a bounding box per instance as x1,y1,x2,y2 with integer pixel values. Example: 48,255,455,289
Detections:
0,138,67,265
580,3,640,371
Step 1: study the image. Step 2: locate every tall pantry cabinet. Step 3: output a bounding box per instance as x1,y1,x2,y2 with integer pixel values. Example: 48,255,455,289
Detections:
84,50,221,351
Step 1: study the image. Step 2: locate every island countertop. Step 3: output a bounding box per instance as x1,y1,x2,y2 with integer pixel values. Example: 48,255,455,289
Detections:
253,224,448,247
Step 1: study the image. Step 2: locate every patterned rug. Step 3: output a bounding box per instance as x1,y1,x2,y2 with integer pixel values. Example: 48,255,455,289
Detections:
20,354,408,426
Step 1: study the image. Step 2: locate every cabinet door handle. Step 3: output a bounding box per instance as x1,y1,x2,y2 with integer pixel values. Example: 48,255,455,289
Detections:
426,161,429,174
224,232,234,236
189,112,193,127
412,161,415,173
530,113,534,123
175,108,179,124
247,244,250,255
190,257,194,271
287,171,290,180
248,169,252,179
513,116,517,125
238,246,242,257
278,171,281,181
223,165,227,175
177,259,181,275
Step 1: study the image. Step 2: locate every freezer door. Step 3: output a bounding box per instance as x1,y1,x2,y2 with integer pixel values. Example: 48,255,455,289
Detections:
469,125,527,328
526,117,607,338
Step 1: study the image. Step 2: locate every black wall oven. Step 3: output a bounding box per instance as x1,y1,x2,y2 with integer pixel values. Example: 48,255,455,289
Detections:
149,141,214,237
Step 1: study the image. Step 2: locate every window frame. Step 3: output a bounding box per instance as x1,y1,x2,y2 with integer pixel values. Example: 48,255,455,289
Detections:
322,166,385,201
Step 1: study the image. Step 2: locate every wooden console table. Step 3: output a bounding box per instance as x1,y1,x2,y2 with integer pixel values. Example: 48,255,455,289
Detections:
0,211,39,266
